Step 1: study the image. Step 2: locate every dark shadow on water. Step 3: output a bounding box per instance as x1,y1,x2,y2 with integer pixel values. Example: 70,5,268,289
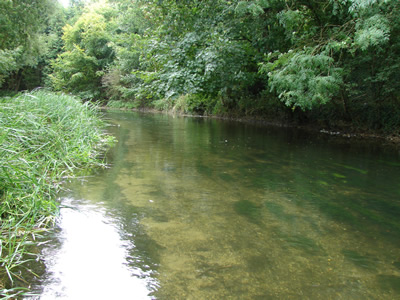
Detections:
279,233,326,256
264,201,296,223
246,254,273,272
393,261,400,270
377,275,400,292
341,249,378,270
234,200,263,224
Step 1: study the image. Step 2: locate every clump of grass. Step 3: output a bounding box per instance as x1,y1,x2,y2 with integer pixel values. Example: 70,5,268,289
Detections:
0,90,114,297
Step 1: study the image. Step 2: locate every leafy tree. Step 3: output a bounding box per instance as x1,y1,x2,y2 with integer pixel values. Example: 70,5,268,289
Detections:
0,0,62,90
44,0,400,131
100,0,146,101
106,0,266,113
50,2,116,100
260,50,343,110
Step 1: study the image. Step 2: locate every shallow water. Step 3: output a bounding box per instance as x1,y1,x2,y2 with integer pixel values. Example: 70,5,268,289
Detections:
29,111,400,299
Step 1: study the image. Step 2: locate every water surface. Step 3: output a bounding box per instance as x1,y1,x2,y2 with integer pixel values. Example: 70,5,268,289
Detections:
30,111,400,299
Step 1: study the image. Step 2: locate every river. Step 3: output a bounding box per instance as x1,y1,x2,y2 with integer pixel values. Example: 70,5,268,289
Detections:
28,111,400,299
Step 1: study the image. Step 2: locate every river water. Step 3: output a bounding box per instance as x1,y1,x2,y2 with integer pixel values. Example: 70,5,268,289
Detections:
28,111,400,299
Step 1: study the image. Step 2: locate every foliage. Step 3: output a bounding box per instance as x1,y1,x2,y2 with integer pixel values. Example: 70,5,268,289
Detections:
2,0,400,131
261,50,343,110
0,49,19,87
107,0,263,108
46,0,399,131
354,14,390,51
50,2,116,100
152,94,218,115
0,90,114,297
107,99,140,109
0,0,65,90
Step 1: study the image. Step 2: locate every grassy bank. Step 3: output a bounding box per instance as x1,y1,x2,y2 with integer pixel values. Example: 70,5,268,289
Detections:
0,90,114,298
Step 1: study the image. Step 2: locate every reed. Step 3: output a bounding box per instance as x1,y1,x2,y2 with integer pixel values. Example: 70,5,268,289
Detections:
0,90,114,297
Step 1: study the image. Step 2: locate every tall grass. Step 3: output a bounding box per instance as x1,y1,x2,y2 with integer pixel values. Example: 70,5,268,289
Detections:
0,90,114,298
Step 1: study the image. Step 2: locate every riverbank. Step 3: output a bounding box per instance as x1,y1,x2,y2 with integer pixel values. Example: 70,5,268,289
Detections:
103,106,400,147
0,91,114,298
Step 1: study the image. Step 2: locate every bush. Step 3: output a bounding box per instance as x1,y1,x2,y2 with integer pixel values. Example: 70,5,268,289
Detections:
107,99,140,109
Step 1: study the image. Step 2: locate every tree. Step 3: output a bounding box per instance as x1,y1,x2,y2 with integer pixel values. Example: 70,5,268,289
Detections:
50,1,116,100
45,0,400,131
0,0,62,90
256,0,400,114
105,0,265,112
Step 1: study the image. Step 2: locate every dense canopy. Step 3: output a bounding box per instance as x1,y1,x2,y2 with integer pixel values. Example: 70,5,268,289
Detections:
1,0,400,131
